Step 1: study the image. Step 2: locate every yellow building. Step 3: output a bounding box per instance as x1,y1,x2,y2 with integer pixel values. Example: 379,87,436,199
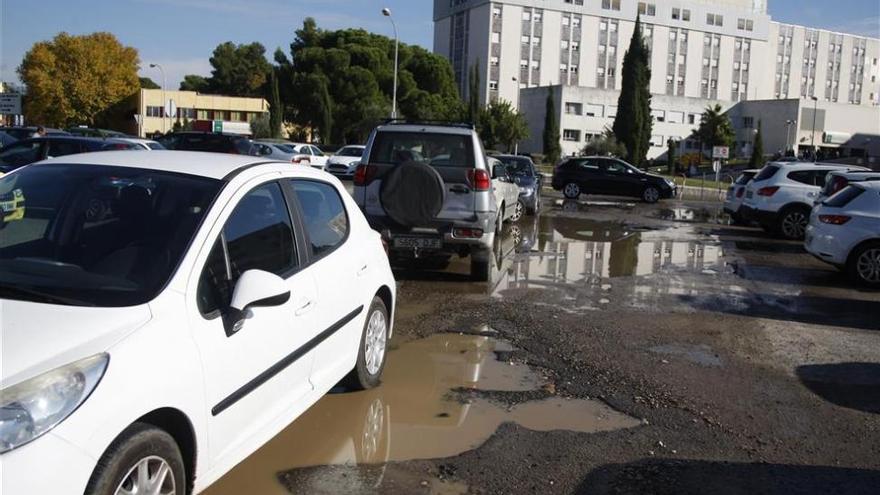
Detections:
135,88,269,137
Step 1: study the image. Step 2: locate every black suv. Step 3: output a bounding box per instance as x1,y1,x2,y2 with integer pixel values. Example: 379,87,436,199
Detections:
0,136,138,173
157,132,256,155
551,156,676,203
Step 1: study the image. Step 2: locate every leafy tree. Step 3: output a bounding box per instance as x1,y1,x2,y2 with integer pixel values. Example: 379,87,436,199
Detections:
207,41,271,97
749,120,765,168
179,74,209,92
139,77,160,89
478,99,528,152
467,61,481,126
281,18,462,144
250,113,271,139
582,128,627,157
17,32,139,127
268,69,283,138
696,104,734,153
542,88,561,165
666,138,678,174
612,15,652,166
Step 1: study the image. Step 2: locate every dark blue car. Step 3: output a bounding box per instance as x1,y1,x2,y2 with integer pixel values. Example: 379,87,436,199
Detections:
494,154,543,216
0,136,138,174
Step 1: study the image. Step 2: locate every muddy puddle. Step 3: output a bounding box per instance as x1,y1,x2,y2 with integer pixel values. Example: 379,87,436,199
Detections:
654,206,727,224
204,334,639,495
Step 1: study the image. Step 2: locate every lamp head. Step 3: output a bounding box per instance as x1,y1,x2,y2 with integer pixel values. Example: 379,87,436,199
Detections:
382,8,391,16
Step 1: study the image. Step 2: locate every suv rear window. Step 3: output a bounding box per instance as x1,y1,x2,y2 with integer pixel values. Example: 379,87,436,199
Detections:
753,165,779,182
369,132,475,168
824,185,865,207
735,171,757,185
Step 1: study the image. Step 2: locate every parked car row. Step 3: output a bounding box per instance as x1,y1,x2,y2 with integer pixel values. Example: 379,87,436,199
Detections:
723,160,879,287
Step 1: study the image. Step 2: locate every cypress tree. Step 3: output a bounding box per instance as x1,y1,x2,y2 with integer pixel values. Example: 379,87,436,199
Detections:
749,120,765,168
612,15,652,166
467,61,481,127
543,87,561,165
269,69,283,138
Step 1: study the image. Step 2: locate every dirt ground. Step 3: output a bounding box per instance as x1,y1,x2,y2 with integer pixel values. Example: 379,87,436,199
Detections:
207,193,880,495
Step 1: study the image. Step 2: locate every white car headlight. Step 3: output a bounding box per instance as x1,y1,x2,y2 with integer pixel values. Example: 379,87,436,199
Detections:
0,353,108,453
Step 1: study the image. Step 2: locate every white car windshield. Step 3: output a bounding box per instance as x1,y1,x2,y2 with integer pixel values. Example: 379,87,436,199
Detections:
0,164,221,307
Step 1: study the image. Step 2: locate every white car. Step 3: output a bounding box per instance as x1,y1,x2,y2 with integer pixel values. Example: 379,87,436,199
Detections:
740,161,867,239
806,181,880,287
723,168,759,224
487,156,525,223
0,151,396,494
115,137,166,150
252,141,328,169
325,145,366,177
815,170,880,204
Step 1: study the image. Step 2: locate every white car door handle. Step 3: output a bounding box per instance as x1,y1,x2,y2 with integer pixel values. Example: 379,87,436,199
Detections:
357,264,369,277
295,300,314,316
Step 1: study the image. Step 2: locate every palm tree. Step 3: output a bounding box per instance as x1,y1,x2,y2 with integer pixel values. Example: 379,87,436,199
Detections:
695,104,734,165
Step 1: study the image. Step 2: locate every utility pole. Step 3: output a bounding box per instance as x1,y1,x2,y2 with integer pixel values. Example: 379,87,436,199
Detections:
382,8,399,119
150,63,167,134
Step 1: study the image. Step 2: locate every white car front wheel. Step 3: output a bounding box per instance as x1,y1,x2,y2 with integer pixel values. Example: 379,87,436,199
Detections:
345,297,389,389
849,242,880,287
86,423,185,495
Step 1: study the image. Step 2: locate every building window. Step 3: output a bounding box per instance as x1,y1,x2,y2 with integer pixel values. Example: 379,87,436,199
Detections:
707,13,723,26
522,11,531,21
571,41,580,51
563,129,581,141
491,56,500,67
489,80,498,90
146,106,163,118
743,116,754,128
572,16,581,28
601,0,621,11
491,32,500,43
651,135,664,147
638,2,656,16
672,8,680,20
682,9,691,21
565,102,583,115
492,7,501,18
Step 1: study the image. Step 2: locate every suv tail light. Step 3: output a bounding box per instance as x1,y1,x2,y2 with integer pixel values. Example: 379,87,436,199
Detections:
354,164,378,186
818,215,851,225
736,187,745,198
467,169,491,191
757,186,779,197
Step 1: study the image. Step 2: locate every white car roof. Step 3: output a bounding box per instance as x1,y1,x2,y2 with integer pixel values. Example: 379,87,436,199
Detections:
859,181,880,191
116,137,159,145
829,170,880,179
35,150,280,180
374,124,474,136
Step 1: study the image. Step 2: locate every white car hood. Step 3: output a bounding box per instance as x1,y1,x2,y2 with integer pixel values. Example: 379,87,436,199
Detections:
328,156,361,165
0,299,151,388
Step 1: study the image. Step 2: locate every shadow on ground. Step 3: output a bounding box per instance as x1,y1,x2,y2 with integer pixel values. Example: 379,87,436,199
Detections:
797,362,880,414
577,458,880,495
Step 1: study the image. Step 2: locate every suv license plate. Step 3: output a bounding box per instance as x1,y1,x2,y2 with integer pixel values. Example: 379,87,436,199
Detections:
394,236,442,249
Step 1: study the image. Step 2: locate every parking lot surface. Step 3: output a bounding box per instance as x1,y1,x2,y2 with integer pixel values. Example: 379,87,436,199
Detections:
205,192,880,495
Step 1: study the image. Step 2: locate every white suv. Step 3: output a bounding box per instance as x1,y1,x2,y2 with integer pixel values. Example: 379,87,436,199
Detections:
806,182,880,287
0,151,396,494
740,161,867,239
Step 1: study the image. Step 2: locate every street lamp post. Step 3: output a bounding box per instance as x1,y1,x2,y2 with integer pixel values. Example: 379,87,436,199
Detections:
149,63,167,135
810,96,819,161
382,8,399,119
512,76,520,155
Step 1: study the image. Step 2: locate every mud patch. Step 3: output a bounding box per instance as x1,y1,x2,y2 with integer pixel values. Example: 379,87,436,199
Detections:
204,334,639,495
650,343,723,367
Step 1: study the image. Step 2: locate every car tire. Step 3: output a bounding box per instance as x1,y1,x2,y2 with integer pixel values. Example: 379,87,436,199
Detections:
527,194,539,215
345,296,390,390
777,206,811,240
847,241,880,288
85,423,186,495
471,215,500,282
510,200,524,222
642,186,661,203
563,183,581,199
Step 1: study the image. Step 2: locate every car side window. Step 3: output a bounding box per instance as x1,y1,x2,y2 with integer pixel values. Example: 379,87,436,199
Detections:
603,160,626,174
813,170,832,186
47,140,82,158
787,170,814,185
290,180,349,258
0,141,42,166
197,182,297,315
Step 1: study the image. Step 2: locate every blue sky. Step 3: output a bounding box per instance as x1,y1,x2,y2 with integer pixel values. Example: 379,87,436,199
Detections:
1,0,878,88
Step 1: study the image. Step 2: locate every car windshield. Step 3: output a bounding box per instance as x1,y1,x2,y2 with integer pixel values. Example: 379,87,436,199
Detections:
370,132,474,168
753,165,780,182
274,144,297,153
497,157,534,176
337,147,364,157
0,164,221,307
147,142,166,150
735,172,757,185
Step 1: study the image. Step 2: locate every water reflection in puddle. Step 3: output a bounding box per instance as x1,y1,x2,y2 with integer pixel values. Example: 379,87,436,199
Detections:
204,334,639,495
655,206,727,224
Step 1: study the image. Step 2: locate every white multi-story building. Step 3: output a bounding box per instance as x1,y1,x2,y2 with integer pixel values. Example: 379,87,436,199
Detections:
434,0,880,159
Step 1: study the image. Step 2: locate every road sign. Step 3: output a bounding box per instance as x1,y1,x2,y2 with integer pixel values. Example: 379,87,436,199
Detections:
712,146,729,159
164,99,177,118
212,120,223,133
0,94,22,115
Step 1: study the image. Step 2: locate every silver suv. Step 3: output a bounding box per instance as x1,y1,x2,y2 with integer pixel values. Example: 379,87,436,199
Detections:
352,122,515,281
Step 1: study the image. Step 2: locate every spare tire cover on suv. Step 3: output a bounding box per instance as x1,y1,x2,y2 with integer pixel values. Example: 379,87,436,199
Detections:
379,161,446,227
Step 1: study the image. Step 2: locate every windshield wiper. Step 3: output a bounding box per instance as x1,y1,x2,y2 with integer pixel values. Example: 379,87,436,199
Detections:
0,285,95,306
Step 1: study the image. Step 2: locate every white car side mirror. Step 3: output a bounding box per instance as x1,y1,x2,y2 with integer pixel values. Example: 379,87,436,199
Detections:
230,270,290,312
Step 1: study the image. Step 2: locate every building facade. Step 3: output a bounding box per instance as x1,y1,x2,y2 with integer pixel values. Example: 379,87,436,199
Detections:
434,0,880,159
133,89,269,137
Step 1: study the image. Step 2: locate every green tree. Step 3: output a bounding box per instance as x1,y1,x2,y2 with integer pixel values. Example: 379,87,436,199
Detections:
250,113,272,139
749,120,765,168
268,68,283,138
612,15,652,166
582,128,627,157
207,41,272,96
179,74,209,92
139,77,160,89
696,104,735,160
666,138,678,174
17,32,139,127
542,88,561,165
478,99,527,151
467,61,481,126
